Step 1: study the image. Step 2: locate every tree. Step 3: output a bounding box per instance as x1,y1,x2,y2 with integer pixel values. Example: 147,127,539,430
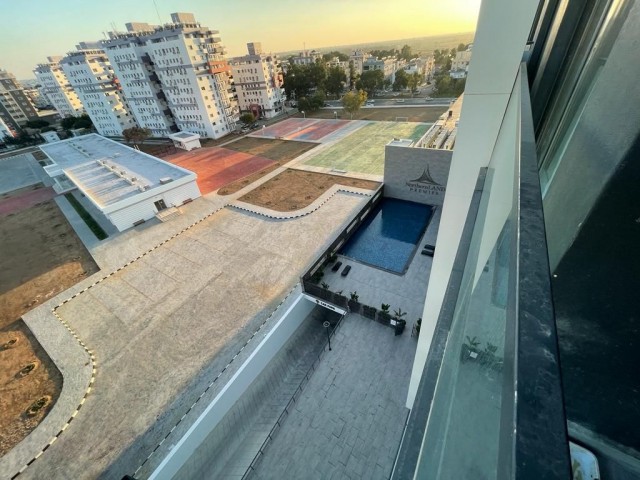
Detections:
399,44,413,61
433,73,466,97
407,72,422,95
74,114,93,129
342,89,367,119
348,61,357,90
307,60,327,89
356,70,384,98
457,43,467,52
393,69,408,91
298,90,326,112
325,66,347,98
322,51,348,62
61,117,77,131
25,119,50,129
122,126,152,145
239,112,256,126
383,78,392,90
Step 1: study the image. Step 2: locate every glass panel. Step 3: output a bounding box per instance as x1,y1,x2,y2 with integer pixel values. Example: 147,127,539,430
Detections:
414,75,521,479
537,0,629,193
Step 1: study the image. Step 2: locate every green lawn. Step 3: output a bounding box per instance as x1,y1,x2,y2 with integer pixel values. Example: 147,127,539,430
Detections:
304,122,430,175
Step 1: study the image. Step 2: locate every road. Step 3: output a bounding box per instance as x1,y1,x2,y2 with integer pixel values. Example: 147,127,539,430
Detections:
322,98,454,109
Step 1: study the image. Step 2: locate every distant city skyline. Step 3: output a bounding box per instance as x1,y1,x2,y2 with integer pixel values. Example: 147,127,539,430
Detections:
0,0,480,79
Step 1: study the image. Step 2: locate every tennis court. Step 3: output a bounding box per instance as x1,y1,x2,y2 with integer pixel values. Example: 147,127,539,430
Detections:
164,147,276,194
253,118,351,143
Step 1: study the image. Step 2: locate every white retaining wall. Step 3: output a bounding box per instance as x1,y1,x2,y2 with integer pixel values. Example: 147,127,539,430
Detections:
149,294,316,480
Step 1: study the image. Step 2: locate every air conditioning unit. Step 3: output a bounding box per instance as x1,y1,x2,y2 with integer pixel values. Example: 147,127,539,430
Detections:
138,185,146,192
131,177,137,182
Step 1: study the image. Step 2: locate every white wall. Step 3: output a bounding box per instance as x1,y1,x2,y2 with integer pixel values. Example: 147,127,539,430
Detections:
107,181,200,231
406,0,541,408
149,294,316,480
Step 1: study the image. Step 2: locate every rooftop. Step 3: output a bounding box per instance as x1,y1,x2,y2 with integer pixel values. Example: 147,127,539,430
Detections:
40,134,193,207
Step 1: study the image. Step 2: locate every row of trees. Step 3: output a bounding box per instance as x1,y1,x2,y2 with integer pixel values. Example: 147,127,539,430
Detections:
283,62,348,100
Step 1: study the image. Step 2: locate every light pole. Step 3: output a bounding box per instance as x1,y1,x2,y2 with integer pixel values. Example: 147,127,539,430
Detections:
323,321,332,351
333,111,337,120
301,110,305,119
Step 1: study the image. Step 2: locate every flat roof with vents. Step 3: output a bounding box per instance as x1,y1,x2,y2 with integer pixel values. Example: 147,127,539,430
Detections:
40,134,194,208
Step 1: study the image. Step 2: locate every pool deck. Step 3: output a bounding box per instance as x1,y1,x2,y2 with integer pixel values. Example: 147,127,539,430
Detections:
323,206,441,325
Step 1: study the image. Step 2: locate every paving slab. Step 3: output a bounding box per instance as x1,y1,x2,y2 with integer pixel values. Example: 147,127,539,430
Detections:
14,191,368,480
252,314,416,480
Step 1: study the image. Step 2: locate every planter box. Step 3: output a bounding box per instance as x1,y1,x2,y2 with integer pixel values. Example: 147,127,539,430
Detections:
348,300,361,313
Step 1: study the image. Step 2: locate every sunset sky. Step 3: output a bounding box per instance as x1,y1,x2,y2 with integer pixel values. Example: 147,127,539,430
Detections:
0,0,481,79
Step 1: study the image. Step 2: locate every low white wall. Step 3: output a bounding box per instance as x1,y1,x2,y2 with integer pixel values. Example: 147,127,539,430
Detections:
107,180,201,231
149,294,316,480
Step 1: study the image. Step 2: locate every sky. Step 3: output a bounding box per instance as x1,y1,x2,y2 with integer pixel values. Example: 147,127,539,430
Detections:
0,0,481,79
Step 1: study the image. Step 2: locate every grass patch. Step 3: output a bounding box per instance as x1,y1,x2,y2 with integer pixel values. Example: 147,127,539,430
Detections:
238,169,380,211
64,194,108,240
304,122,430,175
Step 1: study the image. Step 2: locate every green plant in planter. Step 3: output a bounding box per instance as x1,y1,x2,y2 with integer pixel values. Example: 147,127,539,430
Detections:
321,282,330,290
393,308,407,320
328,253,337,263
460,335,481,363
416,318,422,335
465,336,480,349
350,291,359,301
336,290,343,296
381,303,390,314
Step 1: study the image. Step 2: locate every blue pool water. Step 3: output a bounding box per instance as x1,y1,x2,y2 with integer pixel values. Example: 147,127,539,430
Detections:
340,198,434,274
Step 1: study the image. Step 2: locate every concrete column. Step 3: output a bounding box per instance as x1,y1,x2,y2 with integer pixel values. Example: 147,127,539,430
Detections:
406,0,541,407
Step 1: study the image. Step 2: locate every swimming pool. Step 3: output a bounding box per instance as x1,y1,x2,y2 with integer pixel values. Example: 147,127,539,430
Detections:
340,198,434,274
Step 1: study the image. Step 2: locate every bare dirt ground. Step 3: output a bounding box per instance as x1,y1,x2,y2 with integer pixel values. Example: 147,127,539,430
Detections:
238,169,380,211
218,138,317,195
300,106,446,122
0,196,98,456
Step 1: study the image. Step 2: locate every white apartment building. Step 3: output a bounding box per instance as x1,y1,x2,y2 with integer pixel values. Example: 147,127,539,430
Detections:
102,12,238,139
102,24,176,137
230,42,284,120
0,116,14,139
362,56,398,81
61,46,136,136
450,44,473,79
289,49,322,66
349,50,368,75
34,56,85,118
0,68,40,133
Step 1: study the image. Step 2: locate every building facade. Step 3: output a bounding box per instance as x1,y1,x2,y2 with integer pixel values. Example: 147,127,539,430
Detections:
102,12,239,139
230,42,283,120
34,56,85,117
0,68,40,133
60,47,136,136
450,45,473,79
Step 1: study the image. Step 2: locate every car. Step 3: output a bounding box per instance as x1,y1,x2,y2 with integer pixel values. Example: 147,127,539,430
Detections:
395,99,405,103
323,103,331,107
366,100,374,106
250,123,260,130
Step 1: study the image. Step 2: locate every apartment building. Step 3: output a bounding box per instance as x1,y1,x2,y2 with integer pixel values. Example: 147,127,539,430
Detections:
349,49,368,75
60,45,136,136
450,44,473,79
362,56,398,81
0,116,14,139
34,56,85,118
102,24,176,137
0,68,39,133
102,12,239,139
230,42,284,120
289,49,323,66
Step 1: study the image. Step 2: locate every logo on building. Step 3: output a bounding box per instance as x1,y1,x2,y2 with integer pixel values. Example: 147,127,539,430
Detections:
408,165,441,186
406,164,445,194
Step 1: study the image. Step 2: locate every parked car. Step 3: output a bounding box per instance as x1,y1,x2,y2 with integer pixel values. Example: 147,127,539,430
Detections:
395,99,405,103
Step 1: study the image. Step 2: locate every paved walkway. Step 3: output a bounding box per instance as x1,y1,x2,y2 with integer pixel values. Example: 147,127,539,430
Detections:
252,314,417,480
14,193,368,480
